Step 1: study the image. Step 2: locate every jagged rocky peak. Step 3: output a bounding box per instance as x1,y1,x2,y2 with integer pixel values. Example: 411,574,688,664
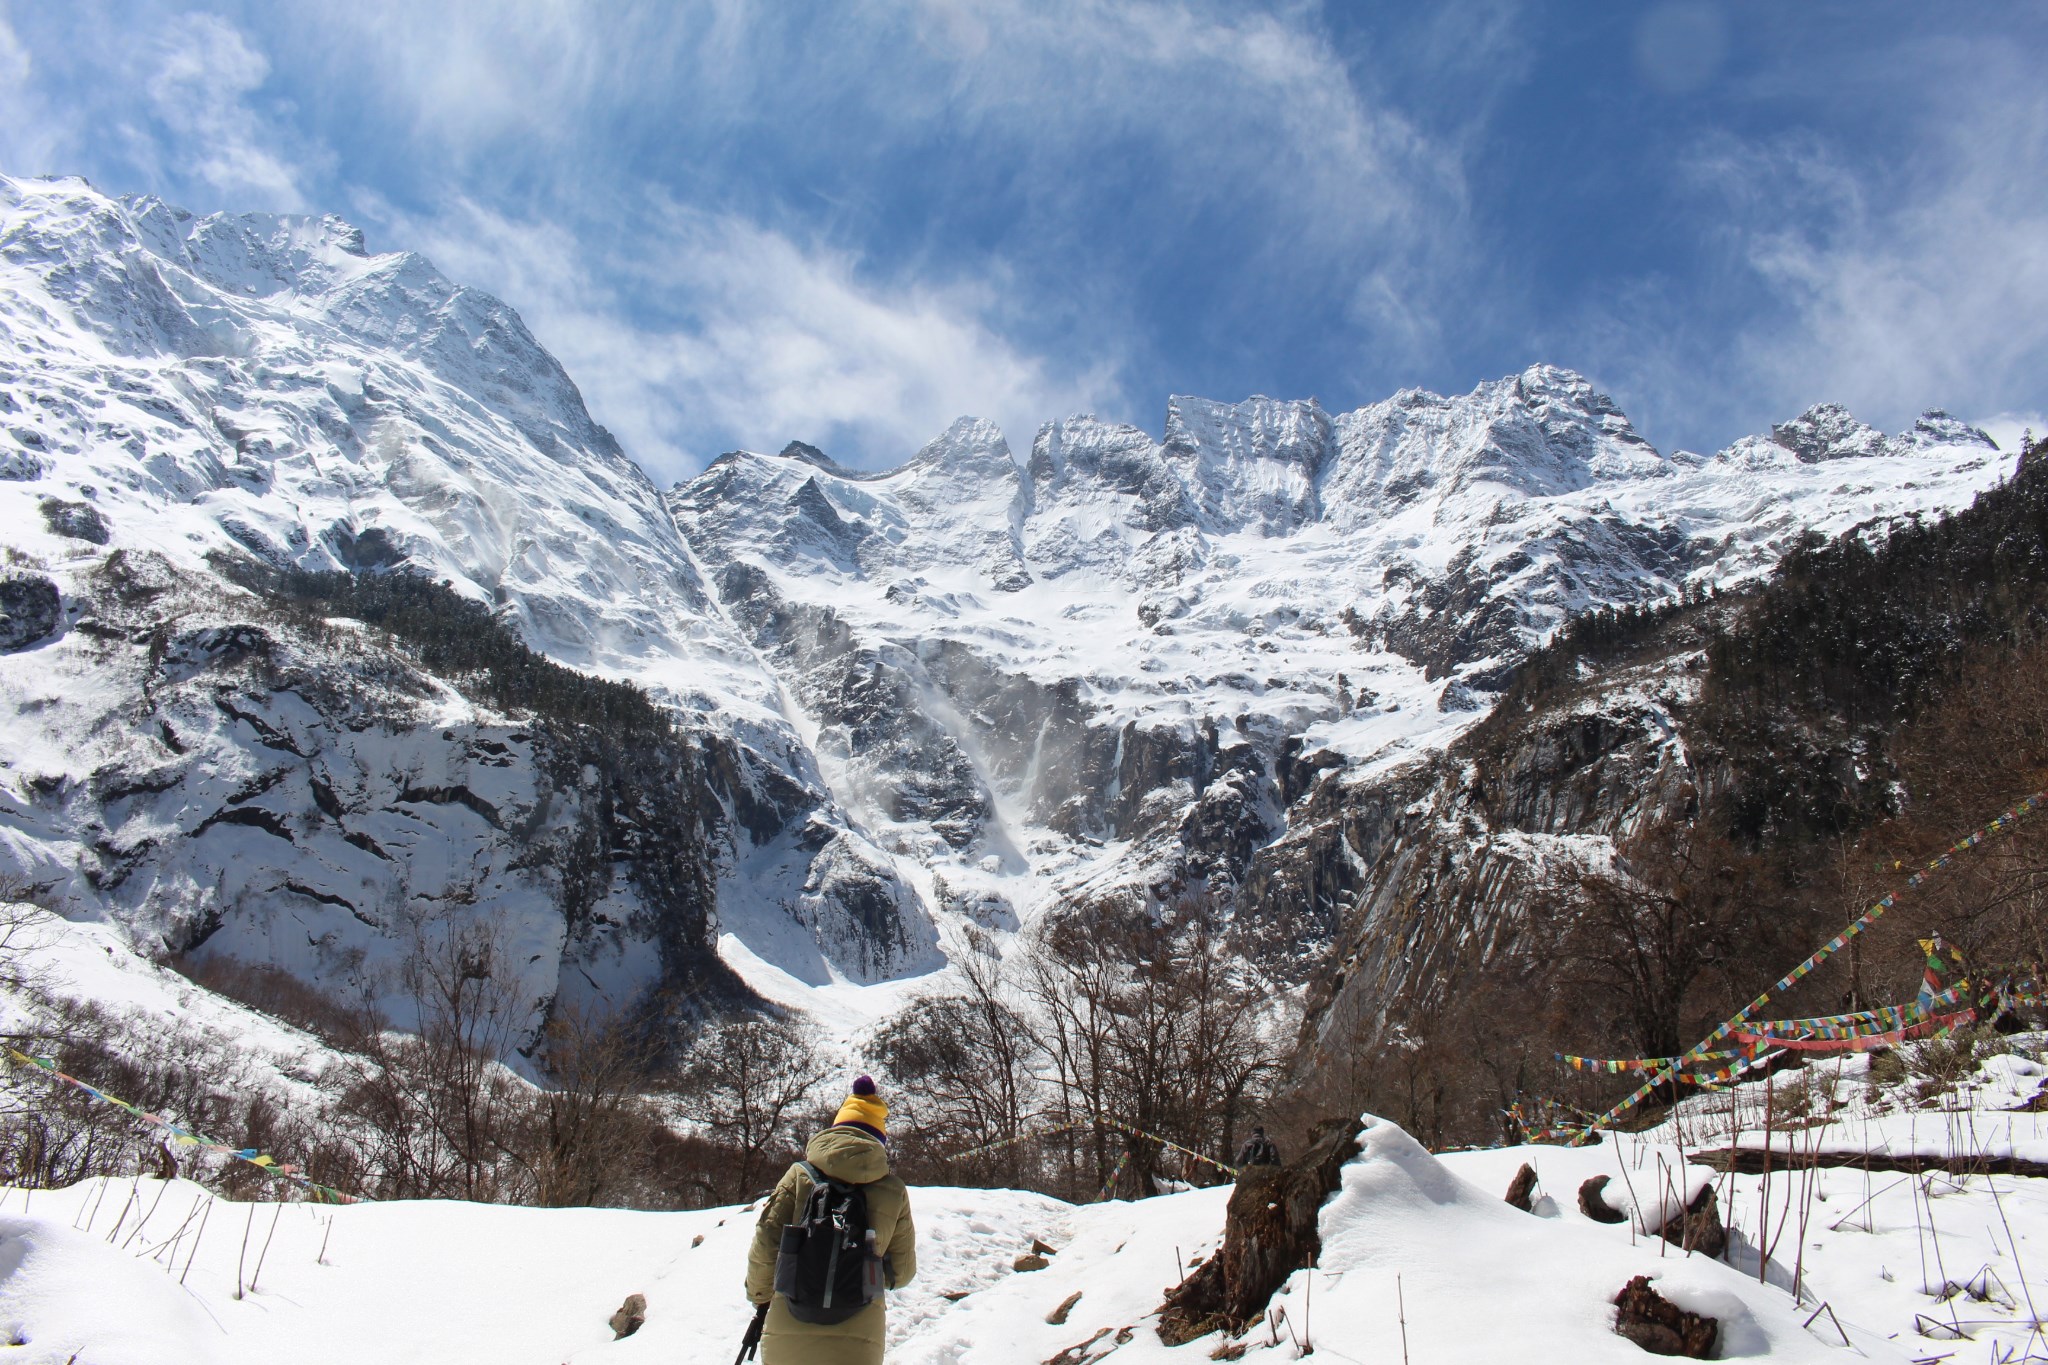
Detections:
124,192,375,297
1322,363,1668,527
903,415,1015,476
1725,403,1999,468
1028,413,1170,491
1769,403,1890,463
0,172,746,688
1003,415,1194,583
1161,395,1332,535
894,416,1026,519
4,174,623,470
781,439,851,473
1894,409,1999,453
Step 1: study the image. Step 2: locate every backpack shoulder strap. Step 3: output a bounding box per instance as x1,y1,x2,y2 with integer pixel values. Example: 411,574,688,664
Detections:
797,1161,849,1192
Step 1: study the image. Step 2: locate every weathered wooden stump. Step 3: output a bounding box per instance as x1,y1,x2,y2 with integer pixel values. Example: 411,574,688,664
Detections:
1504,1162,1538,1211
1613,1274,1717,1357
1653,1184,1726,1260
1155,1117,1361,1345
1578,1174,1627,1224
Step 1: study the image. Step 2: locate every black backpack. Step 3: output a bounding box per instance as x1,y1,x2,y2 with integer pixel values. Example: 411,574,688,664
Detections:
772,1162,883,1324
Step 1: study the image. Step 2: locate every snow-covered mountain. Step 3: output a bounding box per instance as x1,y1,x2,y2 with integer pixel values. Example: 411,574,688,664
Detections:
0,174,936,1036
669,371,2010,977
0,174,2016,1039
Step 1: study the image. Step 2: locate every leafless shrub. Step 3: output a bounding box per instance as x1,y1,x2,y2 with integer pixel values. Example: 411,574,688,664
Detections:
517,1001,666,1207
326,924,535,1201
1018,890,1283,1200
871,928,1041,1187
671,1015,829,1204
165,953,364,1047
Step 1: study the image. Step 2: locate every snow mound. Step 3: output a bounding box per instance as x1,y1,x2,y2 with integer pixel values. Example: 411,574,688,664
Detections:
0,1213,217,1364
1306,1117,1885,1363
0,1111,1976,1364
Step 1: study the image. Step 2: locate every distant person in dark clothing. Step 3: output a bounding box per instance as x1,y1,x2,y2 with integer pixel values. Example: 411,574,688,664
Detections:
1236,1126,1280,1169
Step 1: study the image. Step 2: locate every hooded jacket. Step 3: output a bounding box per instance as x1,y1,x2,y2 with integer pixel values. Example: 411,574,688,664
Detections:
745,1126,917,1365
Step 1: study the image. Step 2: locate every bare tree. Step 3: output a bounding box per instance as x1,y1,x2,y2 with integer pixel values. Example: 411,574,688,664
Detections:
333,924,533,1201
520,1002,659,1207
1023,911,1123,1195
1023,892,1284,1199
674,1016,827,1203
1533,824,1754,1061
871,929,1042,1184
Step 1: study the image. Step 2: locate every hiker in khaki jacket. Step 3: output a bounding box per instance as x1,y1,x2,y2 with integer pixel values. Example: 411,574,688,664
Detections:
745,1076,917,1365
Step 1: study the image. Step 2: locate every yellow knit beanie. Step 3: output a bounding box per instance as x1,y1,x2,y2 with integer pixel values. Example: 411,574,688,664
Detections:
833,1074,888,1139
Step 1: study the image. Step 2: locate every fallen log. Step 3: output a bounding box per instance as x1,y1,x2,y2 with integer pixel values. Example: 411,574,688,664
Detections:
1690,1147,2048,1178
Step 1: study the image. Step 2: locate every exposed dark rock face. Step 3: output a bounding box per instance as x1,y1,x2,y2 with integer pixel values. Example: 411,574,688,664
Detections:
1375,547,1530,682
1270,632,1713,1090
1156,1117,1361,1345
39,496,109,544
1613,1275,1718,1357
0,574,59,650
715,561,993,851
325,523,407,571
8,551,754,1040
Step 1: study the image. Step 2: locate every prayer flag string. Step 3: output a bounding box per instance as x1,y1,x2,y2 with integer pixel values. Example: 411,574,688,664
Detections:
1550,786,2047,1142
4,1047,362,1203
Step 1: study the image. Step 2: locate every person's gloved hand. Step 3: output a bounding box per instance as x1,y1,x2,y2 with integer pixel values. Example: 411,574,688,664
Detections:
737,1301,770,1362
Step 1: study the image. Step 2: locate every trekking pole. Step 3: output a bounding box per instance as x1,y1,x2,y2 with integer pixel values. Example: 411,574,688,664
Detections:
735,1302,768,1364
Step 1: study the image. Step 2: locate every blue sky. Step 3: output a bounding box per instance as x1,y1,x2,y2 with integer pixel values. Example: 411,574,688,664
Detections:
2,1,2043,479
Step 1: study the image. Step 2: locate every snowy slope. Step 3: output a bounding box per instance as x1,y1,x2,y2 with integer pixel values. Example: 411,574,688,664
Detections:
0,175,761,704
0,174,938,1023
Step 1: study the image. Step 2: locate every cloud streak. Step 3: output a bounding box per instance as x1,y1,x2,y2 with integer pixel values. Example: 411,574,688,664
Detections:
397,196,1120,479
0,2,2038,469
144,12,314,211
1562,24,2048,453
280,0,1476,466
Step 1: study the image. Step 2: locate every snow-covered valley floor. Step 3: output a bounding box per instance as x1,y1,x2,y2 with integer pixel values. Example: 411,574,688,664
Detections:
12,1072,2048,1365
0,909,2043,1362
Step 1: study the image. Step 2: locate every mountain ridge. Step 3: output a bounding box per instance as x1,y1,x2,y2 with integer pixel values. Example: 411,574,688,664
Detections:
0,172,2015,1045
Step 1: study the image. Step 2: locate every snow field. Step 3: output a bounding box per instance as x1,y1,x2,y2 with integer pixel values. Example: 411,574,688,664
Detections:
0,1110,1985,1364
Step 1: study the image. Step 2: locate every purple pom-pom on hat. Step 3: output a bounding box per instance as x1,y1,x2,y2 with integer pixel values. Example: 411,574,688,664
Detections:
852,1074,877,1096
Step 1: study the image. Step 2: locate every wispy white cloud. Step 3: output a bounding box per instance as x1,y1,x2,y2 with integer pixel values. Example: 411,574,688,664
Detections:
283,0,748,164
1728,129,2048,432
0,9,68,177
890,0,1468,352
289,0,1478,463
1567,32,2048,453
285,1,1476,359
142,12,316,211
1976,413,2046,457
392,196,1120,479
